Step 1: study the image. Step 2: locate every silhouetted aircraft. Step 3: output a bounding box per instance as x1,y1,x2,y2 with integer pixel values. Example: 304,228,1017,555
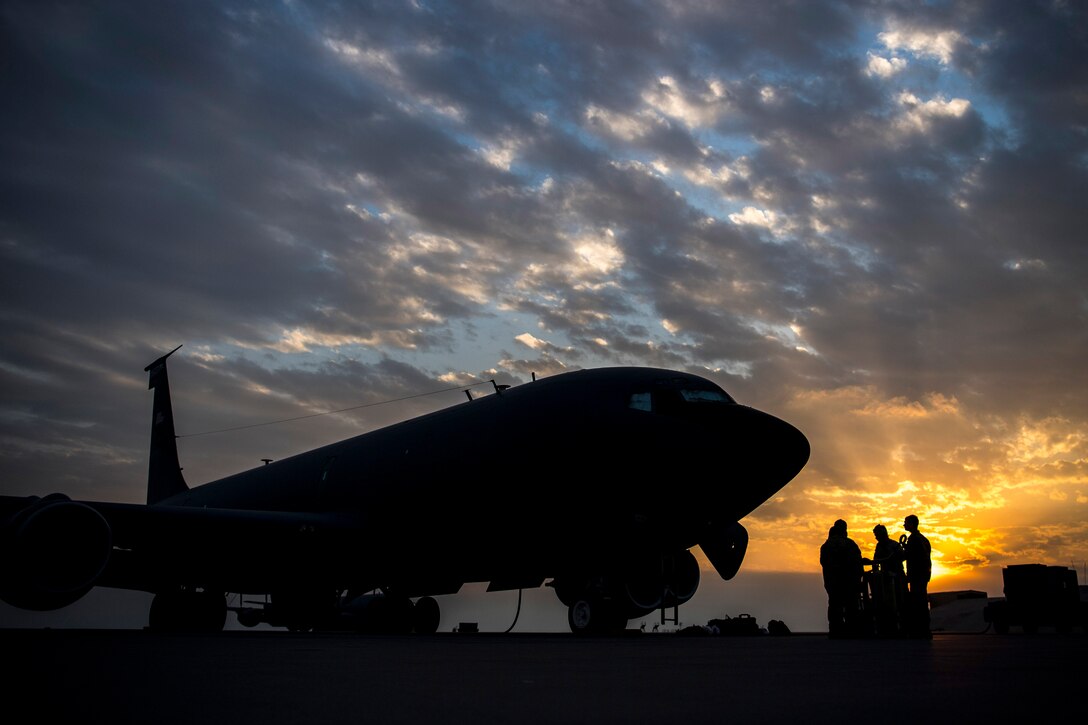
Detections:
0,348,809,634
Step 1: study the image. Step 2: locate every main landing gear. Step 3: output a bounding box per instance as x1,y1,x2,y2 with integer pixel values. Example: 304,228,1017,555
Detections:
342,592,442,634
225,590,443,634
567,596,629,636
553,551,702,636
148,588,227,632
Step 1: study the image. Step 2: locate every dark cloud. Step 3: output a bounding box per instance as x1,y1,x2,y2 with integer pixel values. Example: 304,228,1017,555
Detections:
969,0,1088,150
1,0,1086,618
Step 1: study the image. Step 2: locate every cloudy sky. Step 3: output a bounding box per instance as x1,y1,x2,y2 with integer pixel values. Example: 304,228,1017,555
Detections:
2,1,1086,627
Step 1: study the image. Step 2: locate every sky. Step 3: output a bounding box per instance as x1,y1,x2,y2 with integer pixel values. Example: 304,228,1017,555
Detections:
1,0,1086,630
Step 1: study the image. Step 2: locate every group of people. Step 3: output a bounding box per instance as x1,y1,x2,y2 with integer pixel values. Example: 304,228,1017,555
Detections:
819,515,932,638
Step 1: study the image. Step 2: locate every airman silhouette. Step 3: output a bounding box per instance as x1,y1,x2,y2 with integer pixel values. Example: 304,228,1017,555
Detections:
902,514,932,638
863,523,905,636
820,519,864,637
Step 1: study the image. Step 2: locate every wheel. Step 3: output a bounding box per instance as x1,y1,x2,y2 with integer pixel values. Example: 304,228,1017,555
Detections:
569,599,595,635
412,596,441,634
359,593,413,633
568,598,627,636
149,590,225,632
237,608,262,628
149,591,184,631
193,590,227,631
383,595,414,633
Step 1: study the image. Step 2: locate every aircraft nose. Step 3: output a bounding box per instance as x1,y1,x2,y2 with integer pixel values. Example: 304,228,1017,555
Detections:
757,410,810,485
718,405,810,516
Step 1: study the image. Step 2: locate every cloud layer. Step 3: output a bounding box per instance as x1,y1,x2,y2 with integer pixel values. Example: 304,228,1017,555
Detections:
2,1,1086,603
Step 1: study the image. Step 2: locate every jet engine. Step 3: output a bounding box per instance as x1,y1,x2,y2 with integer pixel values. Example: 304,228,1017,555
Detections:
0,494,112,611
620,549,701,616
700,521,749,580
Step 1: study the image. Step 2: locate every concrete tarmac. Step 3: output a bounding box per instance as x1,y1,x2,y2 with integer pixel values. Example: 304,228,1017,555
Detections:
5,628,1085,724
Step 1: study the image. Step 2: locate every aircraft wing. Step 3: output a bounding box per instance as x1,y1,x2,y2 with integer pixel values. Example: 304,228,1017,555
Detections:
0,493,375,610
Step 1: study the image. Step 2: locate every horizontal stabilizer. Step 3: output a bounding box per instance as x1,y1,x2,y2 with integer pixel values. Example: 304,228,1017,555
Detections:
487,576,546,592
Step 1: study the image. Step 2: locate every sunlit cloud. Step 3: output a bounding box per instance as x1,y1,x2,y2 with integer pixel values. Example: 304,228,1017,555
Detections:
855,392,960,419
682,162,734,188
727,205,794,238
584,104,657,141
879,24,965,64
479,138,521,171
865,52,907,78
515,332,548,350
770,382,1088,586
894,92,971,134
2,1,1086,613
264,327,429,353
641,75,729,128
572,229,625,276
1003,258,1047,272
324,38,401,77
1004,418,1087,465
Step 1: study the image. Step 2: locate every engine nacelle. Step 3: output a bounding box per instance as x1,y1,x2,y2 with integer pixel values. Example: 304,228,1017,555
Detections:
700,521,749,581
622,549,701,616
0,494,112,610
552,550,702,620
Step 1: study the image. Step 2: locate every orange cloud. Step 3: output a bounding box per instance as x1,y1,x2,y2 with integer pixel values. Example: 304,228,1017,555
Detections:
735,386,1088,595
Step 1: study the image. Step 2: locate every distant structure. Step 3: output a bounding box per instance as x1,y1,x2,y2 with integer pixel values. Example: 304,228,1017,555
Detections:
983,564,1088,634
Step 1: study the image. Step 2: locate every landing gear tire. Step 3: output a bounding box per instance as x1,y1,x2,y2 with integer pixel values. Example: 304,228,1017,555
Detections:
412,596,441,634
357,593,414,633
382,595,413,634
271,589,338,632
149,591,182,631
237,608,262,628
149,590,226,632
569,599,594,635
568,598,626,636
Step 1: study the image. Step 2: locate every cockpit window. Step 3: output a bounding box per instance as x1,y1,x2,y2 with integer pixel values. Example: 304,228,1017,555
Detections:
680,389,734,404
628,386,734,412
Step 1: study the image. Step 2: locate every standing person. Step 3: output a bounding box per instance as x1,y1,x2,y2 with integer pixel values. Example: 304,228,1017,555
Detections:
869,525,905,573
819,519,863,637
903,514,932,638
863,524,905,636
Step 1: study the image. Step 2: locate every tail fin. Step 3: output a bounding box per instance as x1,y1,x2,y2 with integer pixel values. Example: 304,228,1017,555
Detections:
144,345,188,505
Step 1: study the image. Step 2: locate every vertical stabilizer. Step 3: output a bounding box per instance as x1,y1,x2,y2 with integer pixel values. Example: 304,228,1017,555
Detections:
144,345,188,504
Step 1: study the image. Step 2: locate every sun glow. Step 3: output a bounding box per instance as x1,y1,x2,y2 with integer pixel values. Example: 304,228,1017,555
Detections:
737,386,1088,596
